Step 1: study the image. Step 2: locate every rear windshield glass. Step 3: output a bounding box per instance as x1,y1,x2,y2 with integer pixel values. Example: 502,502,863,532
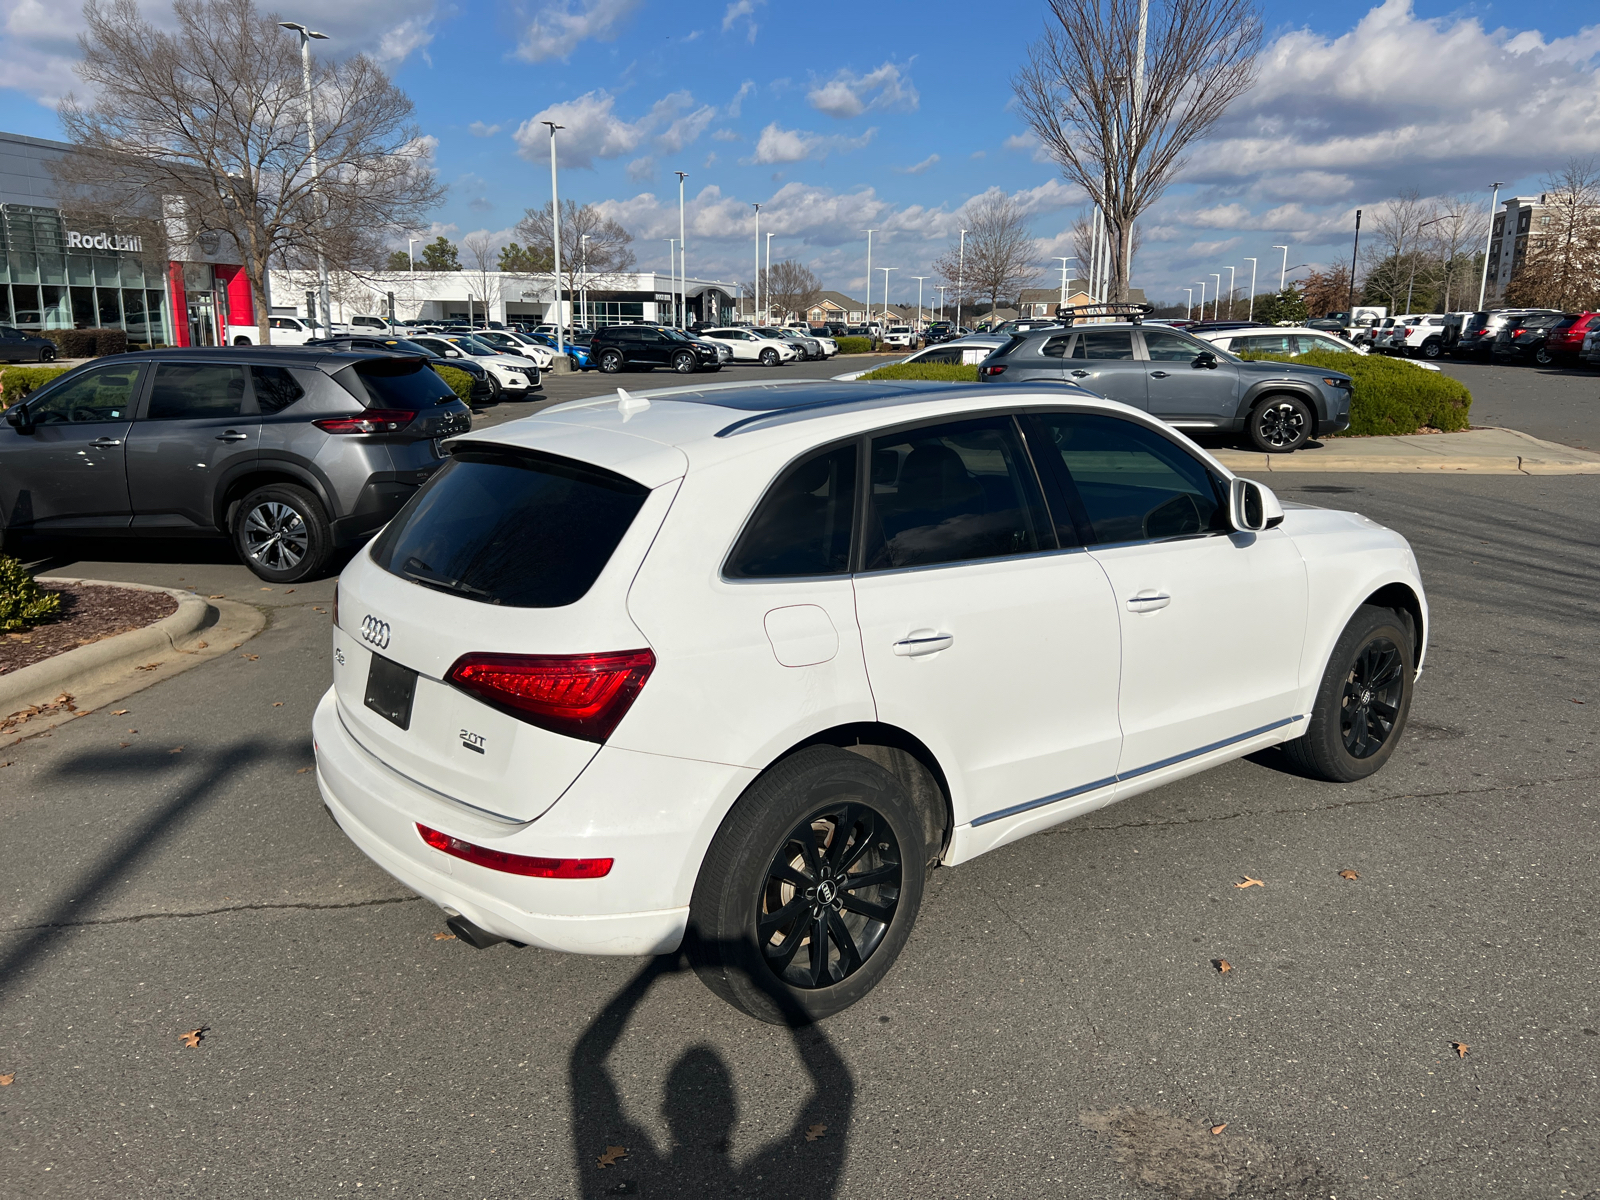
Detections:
369,448,650,608
336,360,457,410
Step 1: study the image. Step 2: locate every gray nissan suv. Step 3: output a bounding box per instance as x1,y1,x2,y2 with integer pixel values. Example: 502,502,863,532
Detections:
0,346,470,581
977,321,1352,452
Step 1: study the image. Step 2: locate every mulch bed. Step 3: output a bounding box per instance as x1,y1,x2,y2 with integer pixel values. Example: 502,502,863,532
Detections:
0,583,178,677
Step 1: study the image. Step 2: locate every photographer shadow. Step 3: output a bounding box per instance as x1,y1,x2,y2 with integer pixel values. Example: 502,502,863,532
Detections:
569,951,853,1199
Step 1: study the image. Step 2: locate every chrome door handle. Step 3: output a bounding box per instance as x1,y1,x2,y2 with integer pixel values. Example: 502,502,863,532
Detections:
1070,369,1090,377
1149,370,1170,378
88,437,123,447
892,631,954,657
215,431,249,442
1126,592,1171,613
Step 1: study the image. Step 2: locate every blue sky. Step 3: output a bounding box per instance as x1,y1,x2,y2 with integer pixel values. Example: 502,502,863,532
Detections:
5,0,1599,305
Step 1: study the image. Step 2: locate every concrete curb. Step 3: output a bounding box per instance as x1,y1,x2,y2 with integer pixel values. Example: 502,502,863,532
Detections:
0,578,211,716
1214,426,1600,476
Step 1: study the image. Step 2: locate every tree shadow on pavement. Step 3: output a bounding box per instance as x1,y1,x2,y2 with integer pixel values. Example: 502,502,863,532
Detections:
570,951,854,1199
0,738,279,1007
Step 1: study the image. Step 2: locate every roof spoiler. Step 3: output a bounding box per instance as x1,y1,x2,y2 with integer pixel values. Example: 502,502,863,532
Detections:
1053,302,1155,327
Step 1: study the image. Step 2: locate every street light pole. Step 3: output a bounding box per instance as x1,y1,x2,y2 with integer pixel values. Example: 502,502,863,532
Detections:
675,171,688,328
861,228,876,332
1477,182,1503,310
1347,211,1361,315
1183,287,1193,319
1244,258,1257,320
279,22,331,335
665,239,675,325
1225,265,1236,319
956,228,967,332
765,231,774,321
1272,244,1289,292
407,237,418,276
911,275,927,332
540,120,565,356
1053,256,1073,309
579,233,589,331
935,284,947,320
1209,273,1221,320
877,267,897,327
1195,280,1207,319
752,204,762,326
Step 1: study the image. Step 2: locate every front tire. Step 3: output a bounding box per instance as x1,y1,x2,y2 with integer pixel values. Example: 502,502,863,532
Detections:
598,349,624,374
232,484,332,583
688,746,926,1024
1247,394,1313,453
760,347,780,367
672,350,697,374
39,345,57,362
1286,605,1414,783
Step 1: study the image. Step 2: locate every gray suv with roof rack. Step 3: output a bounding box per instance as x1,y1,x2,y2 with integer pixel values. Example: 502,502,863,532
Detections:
976,304,1352,453
0,346,470,581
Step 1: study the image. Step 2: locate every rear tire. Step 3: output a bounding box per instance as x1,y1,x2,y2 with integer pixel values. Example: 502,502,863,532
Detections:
1247,394,1313,453
1285,605,1414,783
688,746,926,1024
1535,347,1554,366
232,483,333,583
1421,339,1442,359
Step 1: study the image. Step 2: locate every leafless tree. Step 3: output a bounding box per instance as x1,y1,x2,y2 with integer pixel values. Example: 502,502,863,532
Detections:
56,0,443,345
1504,160,1600,311
765,260,822,323
515,200,635,324
1068,208,1141,299
460,231,504,326
1014,0,1263,302
933,193,1039,317
1360,189,1431,311
1422,196,1489,312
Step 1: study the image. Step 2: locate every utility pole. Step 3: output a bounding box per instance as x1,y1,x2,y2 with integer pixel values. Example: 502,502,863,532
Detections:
752,204,762,326
1273,244,1289,292
1477,182,1503,310
279,22,331,336
541,120,565,355
956,228,967,332
1347,211,1361,315
674,171,688,328
1244,258,1257,320
861,228,876,331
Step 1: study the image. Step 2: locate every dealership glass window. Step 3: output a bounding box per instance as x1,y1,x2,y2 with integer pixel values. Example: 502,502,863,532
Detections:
66,254,93,286
0,288,10,323
12,285,41,329
95,257,122,287
148,289,171,346
38,253,65,286
70,286,96,328
121,289,147,341
97,287,122,328
41,285,68,329
9,252,39,285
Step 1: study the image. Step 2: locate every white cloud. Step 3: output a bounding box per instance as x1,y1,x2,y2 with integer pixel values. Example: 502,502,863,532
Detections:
513,88,717,169
516,0,641,62
469,122,502,138
712,128,741,142
721,0,764,41
627,156,655,182
1003,133,1053,165
896,154,940,175
746,123,875,165
726,79,755,117
807,62,919,119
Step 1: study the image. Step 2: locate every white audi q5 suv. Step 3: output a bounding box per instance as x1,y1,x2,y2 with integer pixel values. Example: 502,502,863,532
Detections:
314,378,1427,1022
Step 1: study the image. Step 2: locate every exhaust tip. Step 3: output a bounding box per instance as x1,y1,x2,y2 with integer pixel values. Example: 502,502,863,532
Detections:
445,915,507,950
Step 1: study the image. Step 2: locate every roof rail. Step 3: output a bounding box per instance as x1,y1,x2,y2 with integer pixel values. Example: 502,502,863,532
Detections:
1053,302,1155,327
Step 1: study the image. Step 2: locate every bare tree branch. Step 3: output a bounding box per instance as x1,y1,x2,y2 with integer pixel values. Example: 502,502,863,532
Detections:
514,200,635,320
765,260,822,323
932,193,1039,318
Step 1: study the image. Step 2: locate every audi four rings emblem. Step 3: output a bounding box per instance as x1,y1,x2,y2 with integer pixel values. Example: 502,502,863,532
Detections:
360,615,391,650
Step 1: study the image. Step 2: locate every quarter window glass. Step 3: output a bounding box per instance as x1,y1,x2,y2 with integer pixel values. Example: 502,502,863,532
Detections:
147,362,247,419
1034,412,1227,544
1071,331,1135,359
863,417,1048,571
726,444,857,578
1235,333,1294,355
251,366,306,413
1040,334,1072,358
1143,329,1206,362
912,347,962,364
27,364,141,423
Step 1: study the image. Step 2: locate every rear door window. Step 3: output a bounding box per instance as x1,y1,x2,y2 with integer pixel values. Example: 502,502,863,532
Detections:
1142,329,1205,361
370,449,650,608
1071,331,1135,359
725,444,857,578
145,362,248,419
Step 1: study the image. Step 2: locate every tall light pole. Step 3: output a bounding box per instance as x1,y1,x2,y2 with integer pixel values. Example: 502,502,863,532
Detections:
911,275,928,331
407,237,418,276
1409,213,1456,313
956,228,967,331
751,204,762,327
1195,280,1207,319
665,239,675,324
1244,257,1257,320
935,284,947,320
1348,212,1361,315
1053,256,1074,309
861,228,876,331
1477,182,1503,310
877,267,897,325
579,233,590,330
1183,287,1193,319
765,231,774,321
541,120,565,355
1209,273,1221,320
1272,244,1289,292
279,22,331,335
675,171,688,328
1224,265,1236,319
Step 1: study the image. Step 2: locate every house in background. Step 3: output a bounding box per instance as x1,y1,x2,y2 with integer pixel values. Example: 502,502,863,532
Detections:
807,291,869,324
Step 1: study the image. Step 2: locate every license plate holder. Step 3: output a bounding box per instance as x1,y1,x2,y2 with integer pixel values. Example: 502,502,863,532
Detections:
364,653,418,730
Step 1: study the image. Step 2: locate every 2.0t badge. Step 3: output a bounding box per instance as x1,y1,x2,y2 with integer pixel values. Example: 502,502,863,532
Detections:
360,615,391,650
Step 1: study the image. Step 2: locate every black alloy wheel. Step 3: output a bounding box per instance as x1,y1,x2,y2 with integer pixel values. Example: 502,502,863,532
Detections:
1535,346,1554,366
1286,604,1415,782
672,350,697,373
1340,636,1406,760
760,346,780,366
38,345,56,362
1248,395,1312,453
598,348,624,373
758,802,903,991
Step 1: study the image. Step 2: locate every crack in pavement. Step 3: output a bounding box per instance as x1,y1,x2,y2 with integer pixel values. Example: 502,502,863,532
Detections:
0,894,422,934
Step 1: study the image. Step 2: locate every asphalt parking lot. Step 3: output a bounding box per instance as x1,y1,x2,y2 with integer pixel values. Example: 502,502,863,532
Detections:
2,360,1597,1199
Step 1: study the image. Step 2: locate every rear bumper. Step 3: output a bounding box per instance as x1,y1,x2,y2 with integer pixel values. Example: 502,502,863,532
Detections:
312,688,755,955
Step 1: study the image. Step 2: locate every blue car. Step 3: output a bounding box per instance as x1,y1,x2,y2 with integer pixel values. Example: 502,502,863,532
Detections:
528,332,593,370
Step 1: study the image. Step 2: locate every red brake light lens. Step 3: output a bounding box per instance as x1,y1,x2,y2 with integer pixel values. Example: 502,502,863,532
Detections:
313,408,415,434
416,824,612,878
979,364,1007,377
446,649,655,743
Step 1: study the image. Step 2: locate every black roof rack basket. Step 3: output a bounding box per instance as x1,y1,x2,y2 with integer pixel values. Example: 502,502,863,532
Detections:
1053,302,1155,327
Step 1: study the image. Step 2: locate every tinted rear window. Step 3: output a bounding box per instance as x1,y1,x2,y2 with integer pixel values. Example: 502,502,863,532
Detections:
336,360,457,410
370,449,650,608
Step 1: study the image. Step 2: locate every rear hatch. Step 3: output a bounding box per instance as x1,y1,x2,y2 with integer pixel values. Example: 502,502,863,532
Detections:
330,432,685,822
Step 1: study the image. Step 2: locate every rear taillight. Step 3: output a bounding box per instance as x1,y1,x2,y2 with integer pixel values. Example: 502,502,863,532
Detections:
416,824,612,878
313,408,416,434
979,364,1007,377
332,582,338,627
446,649,655,743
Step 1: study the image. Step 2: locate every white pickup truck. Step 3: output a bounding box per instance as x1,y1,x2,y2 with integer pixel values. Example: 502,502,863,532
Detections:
227,315,319,346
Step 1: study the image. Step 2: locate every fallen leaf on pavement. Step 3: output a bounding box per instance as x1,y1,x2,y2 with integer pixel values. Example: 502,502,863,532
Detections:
1234,876,1264,889
0,1073,13,1085
260,587,272,592
208,594,225,599
135,662,160,671
1210,1123,1227,1135
1572,698,1586,704
169,746,184,754
1338,869,1360,880
272,702,283,707
296,766,312,773
806,1124,827,1142
597,1146,628,1168
112,709,129,716
1215,959,1232,974
240,653,259,661
284,589,295,594
118,743,130,748
180,1028,206,1048
312,607,326,613
434,932,456,941
1452,1041,1469,1058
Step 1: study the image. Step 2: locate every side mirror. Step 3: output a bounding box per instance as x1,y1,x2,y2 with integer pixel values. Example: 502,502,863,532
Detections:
445,349,462,357
1229,477,1284,532
1193,350,1218,369
5,403,33,433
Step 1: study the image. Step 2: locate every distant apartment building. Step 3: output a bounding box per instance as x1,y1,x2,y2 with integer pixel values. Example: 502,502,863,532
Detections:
1486,195,1548,304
